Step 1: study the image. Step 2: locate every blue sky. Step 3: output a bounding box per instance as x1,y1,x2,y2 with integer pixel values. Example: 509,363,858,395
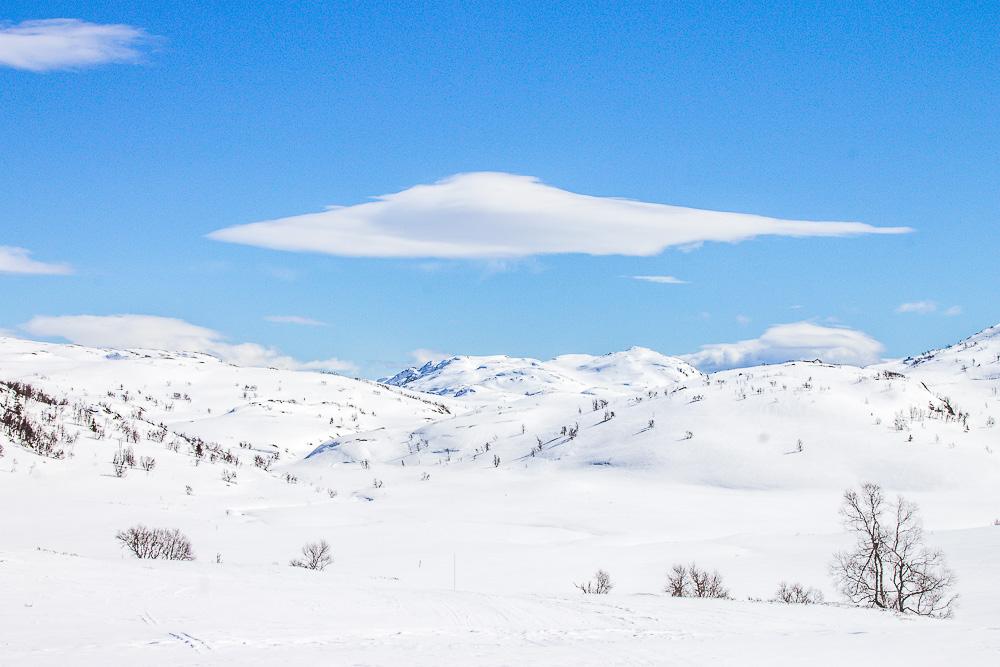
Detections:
2,2,998,377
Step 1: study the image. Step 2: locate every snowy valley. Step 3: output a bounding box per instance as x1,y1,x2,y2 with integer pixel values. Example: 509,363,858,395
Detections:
2,327,999,665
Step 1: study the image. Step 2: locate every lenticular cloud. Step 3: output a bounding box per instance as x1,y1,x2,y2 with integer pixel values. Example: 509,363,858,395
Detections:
208,172,911,259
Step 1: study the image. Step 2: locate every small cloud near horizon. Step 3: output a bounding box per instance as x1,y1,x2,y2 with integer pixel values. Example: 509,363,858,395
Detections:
411,348,453,365
21,314,355,373
681,321,885,371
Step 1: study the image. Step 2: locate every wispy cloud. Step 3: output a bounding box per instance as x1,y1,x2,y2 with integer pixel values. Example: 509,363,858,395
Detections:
208,172,912,259
0,19,156,72
895,301,962,317
681,321,885,371
265,315,328,327
0,246,72,275
895,300,937,315
628,275,688,284
21,314,355,372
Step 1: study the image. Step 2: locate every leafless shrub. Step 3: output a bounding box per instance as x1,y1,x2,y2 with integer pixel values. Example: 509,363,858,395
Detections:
773,582,824,604
221,469,237,484
253,454,273,471
111,449,129,477
666,563,729,599
832,482,956,617
115,525,194,560
139,456,156,472
290,539,332,571
575,569,613,594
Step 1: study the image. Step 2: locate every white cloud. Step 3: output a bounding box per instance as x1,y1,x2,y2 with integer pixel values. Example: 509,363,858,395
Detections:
681,321,885,371
411,348,452,365
943,305,962,317
21,314,355,373
0,246,72,275
264,315,327,327
735,314,751,326
895,301,937,315
0,19,154,72
208,172,912,259
629,275,688,284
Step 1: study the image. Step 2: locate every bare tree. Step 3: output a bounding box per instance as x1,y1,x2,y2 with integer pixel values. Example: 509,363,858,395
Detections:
290,539,333,571
665,563,729,599
115,525,195,560
832,483,956,617
575,569,613,594
773,582,824,604
666,563,689,597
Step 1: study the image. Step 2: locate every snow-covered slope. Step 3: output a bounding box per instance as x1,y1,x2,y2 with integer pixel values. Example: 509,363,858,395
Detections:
895,323,1000,376
882,323,1000,402
382,346,704,398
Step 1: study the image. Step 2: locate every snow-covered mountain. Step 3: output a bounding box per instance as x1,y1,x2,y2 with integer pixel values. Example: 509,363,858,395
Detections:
382,347,704,398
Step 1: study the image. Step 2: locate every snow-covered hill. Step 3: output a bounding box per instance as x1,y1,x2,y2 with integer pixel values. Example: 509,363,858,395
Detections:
322,357,1000,492
0,336,452,461
2,329,999,665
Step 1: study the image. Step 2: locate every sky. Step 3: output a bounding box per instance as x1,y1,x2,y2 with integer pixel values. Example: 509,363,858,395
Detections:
1,2,998,377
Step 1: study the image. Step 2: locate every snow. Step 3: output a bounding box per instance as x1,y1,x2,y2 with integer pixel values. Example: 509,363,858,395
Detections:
2,332,999,665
